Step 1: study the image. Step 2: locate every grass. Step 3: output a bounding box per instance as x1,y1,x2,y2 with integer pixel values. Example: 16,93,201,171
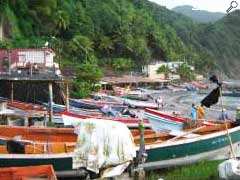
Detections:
146,160,222,180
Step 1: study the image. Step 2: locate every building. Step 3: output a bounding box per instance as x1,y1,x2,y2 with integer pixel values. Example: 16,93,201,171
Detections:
0,48,69,122
142,61,194,80
0,48,59,75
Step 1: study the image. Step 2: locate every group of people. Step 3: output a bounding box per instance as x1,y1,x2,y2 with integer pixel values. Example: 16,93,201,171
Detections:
191,104,205,121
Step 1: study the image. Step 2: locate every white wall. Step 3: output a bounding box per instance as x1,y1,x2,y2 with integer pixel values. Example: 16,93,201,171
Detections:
18,50,54,67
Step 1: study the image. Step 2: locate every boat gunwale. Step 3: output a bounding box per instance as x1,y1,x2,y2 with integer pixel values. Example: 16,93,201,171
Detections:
144,125,240,149
145,108,187,123
145,112,183,126
0,152,74,159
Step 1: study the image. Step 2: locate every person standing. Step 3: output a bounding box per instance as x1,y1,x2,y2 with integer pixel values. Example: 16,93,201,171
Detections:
156,96,163,110
191,103,197,121
197,104,205,120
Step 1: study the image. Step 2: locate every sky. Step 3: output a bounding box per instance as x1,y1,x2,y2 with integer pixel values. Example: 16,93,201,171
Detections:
148,0,240,13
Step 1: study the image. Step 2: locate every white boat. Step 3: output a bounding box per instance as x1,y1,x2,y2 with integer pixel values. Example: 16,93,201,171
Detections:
123,99,157,109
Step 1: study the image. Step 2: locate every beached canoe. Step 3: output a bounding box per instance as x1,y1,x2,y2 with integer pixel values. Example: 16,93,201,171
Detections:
122,94,149,101
70,99,126,111
123,99,158,109
0,120,136,178
0,122,239,172
139,125,240,170
0,165,57,180
61,111,151,128
144,108,186,132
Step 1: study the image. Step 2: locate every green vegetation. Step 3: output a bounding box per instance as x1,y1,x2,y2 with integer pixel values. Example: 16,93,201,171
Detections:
177,63,196,81
0,1,239,96
112,58,133,73
147,161,221,180
173,5,224,23
157,65,171,79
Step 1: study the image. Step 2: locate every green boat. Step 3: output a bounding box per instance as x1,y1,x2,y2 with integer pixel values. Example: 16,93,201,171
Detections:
0,123,240,173
0,153,73,171
139,125,240,170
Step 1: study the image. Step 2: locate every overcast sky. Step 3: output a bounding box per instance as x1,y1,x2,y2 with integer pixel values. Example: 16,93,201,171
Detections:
148,0,240,13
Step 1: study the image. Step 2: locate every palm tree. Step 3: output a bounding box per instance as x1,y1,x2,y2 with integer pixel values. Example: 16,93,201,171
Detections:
54,10,70,31
157,65,170,79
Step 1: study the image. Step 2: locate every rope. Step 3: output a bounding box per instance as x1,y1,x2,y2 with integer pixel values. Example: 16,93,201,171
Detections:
220,87,236,159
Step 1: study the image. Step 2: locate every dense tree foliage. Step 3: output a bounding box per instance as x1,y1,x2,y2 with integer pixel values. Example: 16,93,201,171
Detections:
0,0,239,96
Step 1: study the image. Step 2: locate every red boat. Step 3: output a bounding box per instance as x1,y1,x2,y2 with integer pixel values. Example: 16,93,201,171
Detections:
61,111,151,128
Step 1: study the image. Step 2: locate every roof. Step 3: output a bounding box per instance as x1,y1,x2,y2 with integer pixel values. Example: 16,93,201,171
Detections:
101,75,171,84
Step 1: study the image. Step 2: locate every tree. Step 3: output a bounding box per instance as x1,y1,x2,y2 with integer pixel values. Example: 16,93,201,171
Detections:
72,57,103,98
156,65,170,79
54,10,70,32
67,35,93,62
75,59,103,83
177,63,195,81
112,58,133,72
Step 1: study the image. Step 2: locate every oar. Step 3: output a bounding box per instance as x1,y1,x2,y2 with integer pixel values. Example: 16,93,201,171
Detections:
166,125,207,143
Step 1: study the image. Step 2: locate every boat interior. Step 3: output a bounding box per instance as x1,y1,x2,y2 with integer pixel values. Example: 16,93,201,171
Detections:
0,121,234,155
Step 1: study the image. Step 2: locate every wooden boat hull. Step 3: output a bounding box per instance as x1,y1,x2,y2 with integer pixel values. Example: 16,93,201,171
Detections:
0,165,57,180
141,126,240,170
62,111,151,128
70,99,126,111
1,127,240,172
144,108,185,131
0,153,73,171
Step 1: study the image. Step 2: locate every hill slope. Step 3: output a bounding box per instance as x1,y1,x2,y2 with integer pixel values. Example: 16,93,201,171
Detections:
172,5,225,23
0,0,239,79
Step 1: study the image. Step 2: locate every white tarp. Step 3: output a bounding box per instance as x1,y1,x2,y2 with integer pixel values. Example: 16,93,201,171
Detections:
218,159,240,180
72,118,136,174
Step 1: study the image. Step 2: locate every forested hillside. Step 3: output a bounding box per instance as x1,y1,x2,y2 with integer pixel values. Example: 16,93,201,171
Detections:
0,0,239,96
172,5,224,23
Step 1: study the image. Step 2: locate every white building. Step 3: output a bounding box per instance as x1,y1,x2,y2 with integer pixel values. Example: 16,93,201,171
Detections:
142,61,194,79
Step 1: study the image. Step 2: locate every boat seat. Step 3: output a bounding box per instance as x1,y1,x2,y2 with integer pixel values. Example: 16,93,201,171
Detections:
25,144,44,154
50,143,67,153
0,145,8,154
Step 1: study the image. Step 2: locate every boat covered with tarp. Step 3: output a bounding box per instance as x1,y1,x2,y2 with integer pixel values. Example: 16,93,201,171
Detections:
0,119,136,178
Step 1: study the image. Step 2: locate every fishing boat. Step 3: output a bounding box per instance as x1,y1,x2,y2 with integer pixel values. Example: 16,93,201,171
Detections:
61,111,151,128
144,108,217,133
0,126,77,172
122,94,149,101
0,119,239,172
0,120,136,178
144,108,187,132
42,102,102,116
135,123,240,170
123,99,158,109
0,165,57,180
70,99,126,111
141,102,240,170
